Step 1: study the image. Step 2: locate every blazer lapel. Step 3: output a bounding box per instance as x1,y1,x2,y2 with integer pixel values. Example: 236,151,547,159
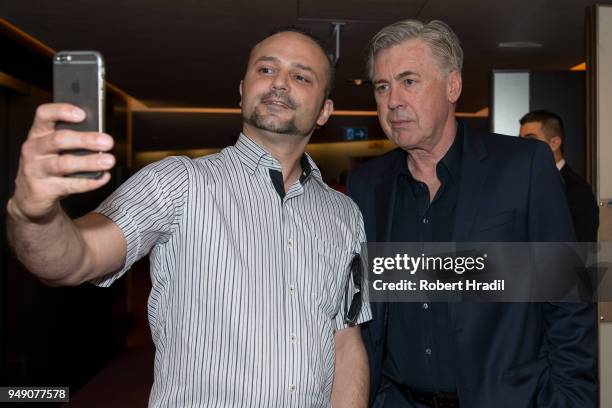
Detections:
453,126,490,242
368,150,404,354
449,126,490,367
374,149,404,242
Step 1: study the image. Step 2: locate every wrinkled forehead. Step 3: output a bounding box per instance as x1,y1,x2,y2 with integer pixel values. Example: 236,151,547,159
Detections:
373,39,442,78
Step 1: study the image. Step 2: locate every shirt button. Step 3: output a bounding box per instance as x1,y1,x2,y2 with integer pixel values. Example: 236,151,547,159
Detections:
425,348,432,355
422,218,429,224
422,303,429,310
289,384,296,392
287,238,293,248
290,333,296,342
289,284,295,294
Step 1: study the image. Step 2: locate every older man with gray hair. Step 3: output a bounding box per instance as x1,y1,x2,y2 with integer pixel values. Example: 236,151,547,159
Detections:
348,19,597,408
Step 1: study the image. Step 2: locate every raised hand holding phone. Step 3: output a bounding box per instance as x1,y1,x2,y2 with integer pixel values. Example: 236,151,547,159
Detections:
8,50,115,223
9,103,115,222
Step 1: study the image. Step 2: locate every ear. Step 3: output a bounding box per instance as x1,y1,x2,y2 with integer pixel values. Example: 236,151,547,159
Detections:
239,80,244,107
550,135,562,152
447,70,462,104
316,99,334,126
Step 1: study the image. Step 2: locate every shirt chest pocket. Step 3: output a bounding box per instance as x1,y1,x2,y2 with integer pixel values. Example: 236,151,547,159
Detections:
304,240,352,316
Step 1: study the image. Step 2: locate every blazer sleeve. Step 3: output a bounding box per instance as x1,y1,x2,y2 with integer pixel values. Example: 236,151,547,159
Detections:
347,171,385,404
572,186,600,243
527,143,598,407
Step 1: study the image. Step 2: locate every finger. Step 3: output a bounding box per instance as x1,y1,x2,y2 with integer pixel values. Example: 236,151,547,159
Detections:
29,103,85,139
40,152,115,178
53,171,113,196
34,130,113,155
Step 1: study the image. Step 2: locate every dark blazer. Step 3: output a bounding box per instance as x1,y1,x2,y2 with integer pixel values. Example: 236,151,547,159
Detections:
348,126,597,408
560,163,599,243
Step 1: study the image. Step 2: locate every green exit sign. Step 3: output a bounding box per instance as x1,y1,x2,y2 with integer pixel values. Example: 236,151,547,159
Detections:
343,127,367,141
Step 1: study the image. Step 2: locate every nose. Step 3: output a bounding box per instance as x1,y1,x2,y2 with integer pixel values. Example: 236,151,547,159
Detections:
271,71,289,92
387,85,403,111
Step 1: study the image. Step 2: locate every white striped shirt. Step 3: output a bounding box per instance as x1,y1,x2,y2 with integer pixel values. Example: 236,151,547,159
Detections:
93,134,371,407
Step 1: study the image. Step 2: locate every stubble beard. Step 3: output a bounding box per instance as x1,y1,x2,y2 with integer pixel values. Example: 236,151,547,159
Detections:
245,108,302,136
243,90,317,138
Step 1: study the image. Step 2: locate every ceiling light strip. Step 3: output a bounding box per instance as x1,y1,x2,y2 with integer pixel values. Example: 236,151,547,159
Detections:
0,18,138,103
0,17,55,58
133,107,489,117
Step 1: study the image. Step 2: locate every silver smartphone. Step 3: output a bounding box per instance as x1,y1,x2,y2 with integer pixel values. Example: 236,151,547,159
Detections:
53,50,105,178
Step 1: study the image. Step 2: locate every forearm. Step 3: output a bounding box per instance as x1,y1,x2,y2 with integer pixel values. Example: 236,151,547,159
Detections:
331,327,369,408
6,198,90,285
6,103,122,285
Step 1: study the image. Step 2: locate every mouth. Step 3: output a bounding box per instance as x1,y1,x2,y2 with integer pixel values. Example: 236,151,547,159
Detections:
261,98,294,110
389,119,414,128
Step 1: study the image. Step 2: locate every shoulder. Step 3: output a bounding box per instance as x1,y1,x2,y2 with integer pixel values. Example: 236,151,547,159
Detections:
475,129,543,156
139,154,219,181
350,148,404,180
140,155,191,173
191,149,229,172
127,151,235,192
562,168,596,205
149,148,242,183
124,156,191,188
468,128,553,169
561,165,590,188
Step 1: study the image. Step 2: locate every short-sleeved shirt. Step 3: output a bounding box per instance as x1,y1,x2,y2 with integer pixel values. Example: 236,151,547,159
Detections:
93,134,371,407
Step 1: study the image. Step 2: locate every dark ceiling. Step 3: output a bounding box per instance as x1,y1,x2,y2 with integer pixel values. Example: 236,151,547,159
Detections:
2,0,610,114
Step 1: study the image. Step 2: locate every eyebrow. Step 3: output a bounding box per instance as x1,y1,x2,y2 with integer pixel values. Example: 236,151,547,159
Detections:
294,63,316,75
254,56,280,64
254,56,318,79
372,70,420,85
395,70,420,81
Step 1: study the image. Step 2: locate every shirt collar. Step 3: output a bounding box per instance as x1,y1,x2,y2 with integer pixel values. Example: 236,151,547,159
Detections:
556,158,566,171
234,133,322,181
439,120,463,179
397,121,464,180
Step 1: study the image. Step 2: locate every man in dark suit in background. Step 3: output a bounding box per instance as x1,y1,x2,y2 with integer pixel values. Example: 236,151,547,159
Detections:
520,110,599,242
348,19,597,407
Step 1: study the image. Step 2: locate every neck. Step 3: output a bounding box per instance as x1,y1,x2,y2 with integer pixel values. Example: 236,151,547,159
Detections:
554,151,564,164
406,118,457,180
243,124,310,188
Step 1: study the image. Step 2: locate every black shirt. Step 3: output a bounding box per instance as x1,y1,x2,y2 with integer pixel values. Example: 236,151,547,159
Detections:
383,123,463,393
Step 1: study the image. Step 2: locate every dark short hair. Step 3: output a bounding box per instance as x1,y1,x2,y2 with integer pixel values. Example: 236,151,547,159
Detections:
520,110,565,138
253,26,335,98
519,110,565,152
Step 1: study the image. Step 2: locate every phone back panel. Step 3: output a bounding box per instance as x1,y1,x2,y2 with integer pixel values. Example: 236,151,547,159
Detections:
53,51,105,132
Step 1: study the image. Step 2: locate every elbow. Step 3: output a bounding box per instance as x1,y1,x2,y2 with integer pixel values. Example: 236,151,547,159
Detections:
26,255,93,287
39,273,88,287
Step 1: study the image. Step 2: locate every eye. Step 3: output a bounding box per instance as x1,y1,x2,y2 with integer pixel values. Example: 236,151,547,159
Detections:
374,83,389,93
403,78,415,86
294,74,311,83
257,66,274,74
